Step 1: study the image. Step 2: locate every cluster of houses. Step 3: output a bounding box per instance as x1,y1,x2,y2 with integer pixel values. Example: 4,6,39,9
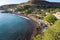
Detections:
8,8,24,15
46,12,60,19
8,8,60,30
8,8,60,19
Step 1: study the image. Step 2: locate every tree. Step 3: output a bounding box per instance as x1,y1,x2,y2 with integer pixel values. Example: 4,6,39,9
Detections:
33,34,42,40
44,14,57,25
24,9,31,14
43,20,60,40
15,6,24,11
24,5,31,10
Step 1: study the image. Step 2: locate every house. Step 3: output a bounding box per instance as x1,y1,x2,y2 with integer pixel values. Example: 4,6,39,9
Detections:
53,12,60,19
9,9,15,12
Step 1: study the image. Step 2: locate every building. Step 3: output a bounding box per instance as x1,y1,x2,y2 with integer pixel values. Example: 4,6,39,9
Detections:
9,9,15,12
53,12,60,19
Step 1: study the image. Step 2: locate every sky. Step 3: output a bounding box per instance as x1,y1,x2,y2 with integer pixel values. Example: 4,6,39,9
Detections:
0,0,60,6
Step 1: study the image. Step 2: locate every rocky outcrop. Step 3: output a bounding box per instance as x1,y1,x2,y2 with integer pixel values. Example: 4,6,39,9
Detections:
28,0,60,7
29,0,45,4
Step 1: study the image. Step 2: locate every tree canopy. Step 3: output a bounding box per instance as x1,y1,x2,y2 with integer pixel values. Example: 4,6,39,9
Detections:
24,9,32,14
33,34,42,40
44,14,57,24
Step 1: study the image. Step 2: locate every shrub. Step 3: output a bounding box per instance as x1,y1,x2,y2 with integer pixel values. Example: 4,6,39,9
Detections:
33,34,42,40
44,14,57,25
43,20,60,40
24,9,31,14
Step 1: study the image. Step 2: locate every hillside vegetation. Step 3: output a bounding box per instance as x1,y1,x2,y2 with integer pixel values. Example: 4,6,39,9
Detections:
0,1,60,40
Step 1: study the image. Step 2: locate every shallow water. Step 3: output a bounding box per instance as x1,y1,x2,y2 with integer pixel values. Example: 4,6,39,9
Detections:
0,10,5,13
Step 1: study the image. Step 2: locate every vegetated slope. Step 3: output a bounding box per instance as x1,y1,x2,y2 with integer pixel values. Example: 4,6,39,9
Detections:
17,1,60,8
0,4,18,10
0,1,60,10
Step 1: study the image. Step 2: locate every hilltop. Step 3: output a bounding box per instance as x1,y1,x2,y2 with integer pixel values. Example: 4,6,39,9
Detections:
0,1,60,10
20,1,60,7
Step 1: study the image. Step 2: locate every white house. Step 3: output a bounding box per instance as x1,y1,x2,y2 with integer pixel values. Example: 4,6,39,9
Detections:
53,12,60,19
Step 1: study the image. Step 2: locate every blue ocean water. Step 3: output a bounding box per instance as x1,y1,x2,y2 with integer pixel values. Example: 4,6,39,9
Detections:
0,10,34,40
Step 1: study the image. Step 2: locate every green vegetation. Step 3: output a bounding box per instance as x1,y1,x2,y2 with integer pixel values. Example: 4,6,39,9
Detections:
33,34,42,40
15,6,24,11
43,20,60,40
23,5,31,10
44,14,57,25
0,2,60,40
15,5,31,11
24,9,32,14
33,20,60,40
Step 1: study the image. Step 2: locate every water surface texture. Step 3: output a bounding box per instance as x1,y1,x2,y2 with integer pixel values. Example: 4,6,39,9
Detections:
0,12,34,40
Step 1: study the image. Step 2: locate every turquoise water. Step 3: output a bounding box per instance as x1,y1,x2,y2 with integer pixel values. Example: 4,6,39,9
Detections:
0,12,34,40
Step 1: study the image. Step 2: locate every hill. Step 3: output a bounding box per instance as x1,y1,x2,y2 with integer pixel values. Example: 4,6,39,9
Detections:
28,1,60,7
0,1,60,10
0,4,18,10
